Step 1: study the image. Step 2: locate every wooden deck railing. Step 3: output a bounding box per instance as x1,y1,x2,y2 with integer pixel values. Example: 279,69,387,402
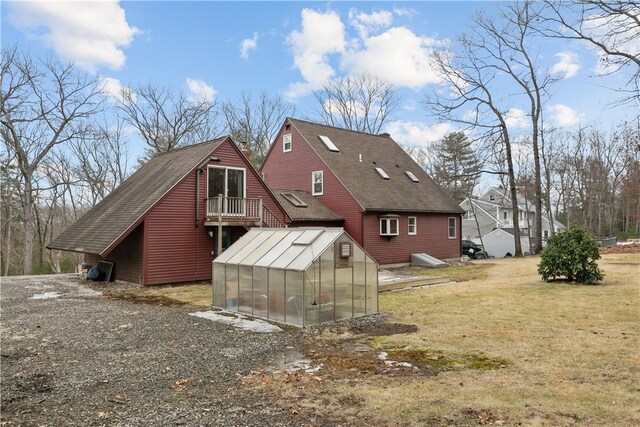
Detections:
206,196,286,228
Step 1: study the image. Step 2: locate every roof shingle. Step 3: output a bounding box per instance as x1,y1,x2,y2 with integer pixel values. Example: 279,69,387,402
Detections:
48,138,227,255
289,118,464,214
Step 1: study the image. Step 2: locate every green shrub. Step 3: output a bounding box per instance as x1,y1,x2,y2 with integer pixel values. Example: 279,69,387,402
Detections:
538,225,604,284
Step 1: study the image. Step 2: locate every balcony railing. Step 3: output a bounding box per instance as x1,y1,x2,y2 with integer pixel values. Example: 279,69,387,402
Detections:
206,196,286,228
499,219,530,229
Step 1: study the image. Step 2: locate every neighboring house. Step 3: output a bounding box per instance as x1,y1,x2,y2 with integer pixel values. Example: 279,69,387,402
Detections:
460,187,566,257
260,118,464,266
48,137,290,285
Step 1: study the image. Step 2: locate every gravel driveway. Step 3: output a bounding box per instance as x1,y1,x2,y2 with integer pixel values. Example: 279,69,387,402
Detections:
1,275,308,426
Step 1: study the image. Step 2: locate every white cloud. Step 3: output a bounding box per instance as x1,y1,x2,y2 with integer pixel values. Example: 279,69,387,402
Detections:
550,51,580,78
98,77,134,103
186,78,216,104
286,9,346,98
8,1,140,71
348,9,393,39
582,10,640,75
504,108,529,129
341,27,442,89
240,33,258,60
384,120,454,147
547,104,584,127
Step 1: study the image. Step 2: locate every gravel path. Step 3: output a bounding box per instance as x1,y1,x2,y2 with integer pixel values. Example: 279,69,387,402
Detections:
1,275,309,426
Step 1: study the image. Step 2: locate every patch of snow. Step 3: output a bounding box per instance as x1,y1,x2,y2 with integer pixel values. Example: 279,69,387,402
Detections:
189,310,281,333
377,351,388,360
25,285,54,290
30,292,62,300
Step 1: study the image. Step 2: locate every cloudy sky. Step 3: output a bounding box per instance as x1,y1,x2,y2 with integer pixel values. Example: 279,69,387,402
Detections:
2,1,636,155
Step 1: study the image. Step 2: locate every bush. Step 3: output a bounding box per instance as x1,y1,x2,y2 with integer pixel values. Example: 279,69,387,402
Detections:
538,225,604,284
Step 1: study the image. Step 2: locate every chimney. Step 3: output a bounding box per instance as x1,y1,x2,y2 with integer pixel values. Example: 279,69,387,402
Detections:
240,144,251,162
378,132,390,138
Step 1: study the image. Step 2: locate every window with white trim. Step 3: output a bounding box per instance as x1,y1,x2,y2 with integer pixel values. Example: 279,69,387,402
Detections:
380,217,399,236
283,133,292,152
312,170,323,195
448,217,456,239
408,217,417,235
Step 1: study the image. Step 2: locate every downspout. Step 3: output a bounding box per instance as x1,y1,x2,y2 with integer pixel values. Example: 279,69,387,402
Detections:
195,169,201,227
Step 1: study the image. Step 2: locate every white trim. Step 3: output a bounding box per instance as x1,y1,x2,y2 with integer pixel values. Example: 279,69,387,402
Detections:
380,217,399,236
448,217,457,239
312,170,323,195
283,133,292,152
408,216,417,235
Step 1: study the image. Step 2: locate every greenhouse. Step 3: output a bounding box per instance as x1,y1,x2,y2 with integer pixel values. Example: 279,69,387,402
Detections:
212,228,378,327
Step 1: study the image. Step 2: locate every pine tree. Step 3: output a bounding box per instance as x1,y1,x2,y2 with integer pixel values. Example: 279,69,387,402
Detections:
431,132,482,202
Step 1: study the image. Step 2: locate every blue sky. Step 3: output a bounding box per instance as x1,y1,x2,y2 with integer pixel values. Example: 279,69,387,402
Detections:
2,1,637,161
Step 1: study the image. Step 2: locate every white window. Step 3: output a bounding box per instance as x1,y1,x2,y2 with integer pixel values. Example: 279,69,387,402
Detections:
283,133,292,152
448,217,456,239
489,194,495,201
380,218,399,236
408,217,417,235
503,210,508,220
544,230,549,238
463,210,475,220
312,170,323,195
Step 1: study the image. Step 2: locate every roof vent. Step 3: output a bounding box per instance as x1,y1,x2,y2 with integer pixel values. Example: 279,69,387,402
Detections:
405,171,419,182
375,167,390,180
379,132,391,138
282,192,307,208
318,135,339,152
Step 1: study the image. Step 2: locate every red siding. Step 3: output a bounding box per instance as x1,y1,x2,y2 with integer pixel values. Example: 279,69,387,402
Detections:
106,223,144,283
142,138,286,285
84,223,143,284
261,121,364,243
362,213,461,265
207,140,288,224
145,172,214,285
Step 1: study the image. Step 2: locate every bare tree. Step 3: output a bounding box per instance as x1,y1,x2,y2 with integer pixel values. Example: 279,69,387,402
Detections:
118,83,220,159
427,36,524,256
544,0,640,104
222,92,295,167
313,73,402,134
1,47,102,274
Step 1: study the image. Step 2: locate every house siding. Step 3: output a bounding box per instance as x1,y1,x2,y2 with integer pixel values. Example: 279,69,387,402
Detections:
84,223,144,284
143,138,287,285
145,172,215,285
261,122,364,243
362,213,461,265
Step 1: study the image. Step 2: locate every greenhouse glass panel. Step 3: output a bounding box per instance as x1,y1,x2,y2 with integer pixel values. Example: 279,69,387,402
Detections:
269,269,285,322
212,264,225,308
240,230,291,266
238,265,253,314
303,263,319,326
353,245,366,317
254,231,300,267
253,267,269,319
334,266,353,320
320,250,335,323
286,270,304,327
225,230,277,265
366,258,378,314
225,265,239,311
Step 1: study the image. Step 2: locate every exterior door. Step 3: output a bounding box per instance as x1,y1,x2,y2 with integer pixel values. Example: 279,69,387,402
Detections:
208,167,245,215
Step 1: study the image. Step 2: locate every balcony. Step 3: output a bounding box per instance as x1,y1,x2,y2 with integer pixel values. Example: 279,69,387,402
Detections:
205,196,286,228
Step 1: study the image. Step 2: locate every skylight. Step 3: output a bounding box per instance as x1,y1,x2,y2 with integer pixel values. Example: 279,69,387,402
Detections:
282,192,307,208
318,135,339,152
375,167,390,180
405,171,419,182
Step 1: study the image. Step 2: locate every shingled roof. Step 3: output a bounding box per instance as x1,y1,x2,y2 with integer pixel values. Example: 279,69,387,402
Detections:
48,137,227,256
288,118,464,214
272,189,343,222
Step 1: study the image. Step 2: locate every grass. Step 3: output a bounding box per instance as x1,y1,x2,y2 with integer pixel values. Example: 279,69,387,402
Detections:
246,253,640,426
108,282,212,307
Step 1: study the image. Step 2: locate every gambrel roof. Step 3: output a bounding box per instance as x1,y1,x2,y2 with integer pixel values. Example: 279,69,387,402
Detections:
288,118,463,214
48,138,227,256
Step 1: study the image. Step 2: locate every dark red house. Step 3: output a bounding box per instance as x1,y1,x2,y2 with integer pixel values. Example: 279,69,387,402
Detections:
260,118,464,266
48,137,289,285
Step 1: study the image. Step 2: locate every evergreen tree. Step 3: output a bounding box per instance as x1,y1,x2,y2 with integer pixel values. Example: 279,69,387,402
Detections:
431,132,482,202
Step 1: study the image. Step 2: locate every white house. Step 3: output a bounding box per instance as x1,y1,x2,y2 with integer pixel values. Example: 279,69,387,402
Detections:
460,187,565,257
